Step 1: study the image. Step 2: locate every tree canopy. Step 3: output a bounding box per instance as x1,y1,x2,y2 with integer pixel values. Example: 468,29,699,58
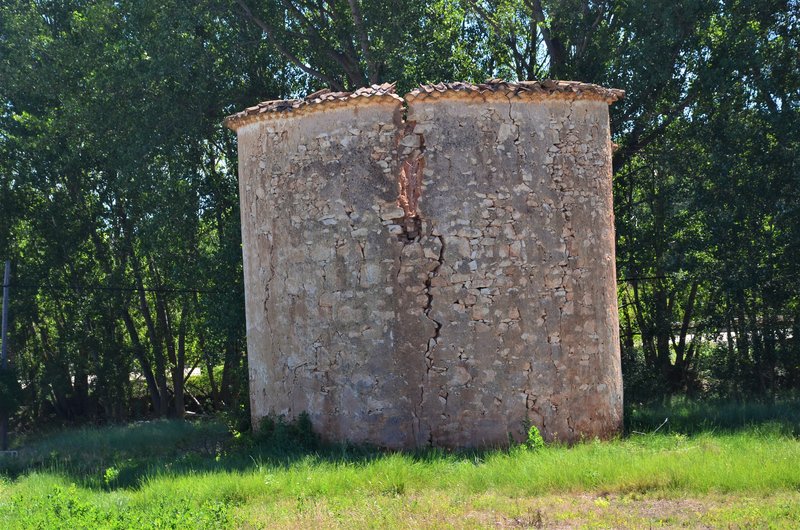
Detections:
0,0,797,425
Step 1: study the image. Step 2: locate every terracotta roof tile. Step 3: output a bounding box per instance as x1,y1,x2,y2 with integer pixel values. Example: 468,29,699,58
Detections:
224,80,624,131
406,79,625,103
224,82,402,130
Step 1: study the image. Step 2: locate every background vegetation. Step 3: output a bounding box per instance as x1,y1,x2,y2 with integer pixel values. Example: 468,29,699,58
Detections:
0,0,798,429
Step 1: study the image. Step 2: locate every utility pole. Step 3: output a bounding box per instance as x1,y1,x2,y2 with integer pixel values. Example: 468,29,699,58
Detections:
1,260,10,451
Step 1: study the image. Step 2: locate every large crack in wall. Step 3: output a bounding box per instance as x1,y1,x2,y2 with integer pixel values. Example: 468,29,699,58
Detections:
235,88,624,449
394,105,455,446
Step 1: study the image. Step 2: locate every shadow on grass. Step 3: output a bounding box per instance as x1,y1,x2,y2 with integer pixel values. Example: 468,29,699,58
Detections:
0,415,472,491
625,397,800,436
1,399,798,492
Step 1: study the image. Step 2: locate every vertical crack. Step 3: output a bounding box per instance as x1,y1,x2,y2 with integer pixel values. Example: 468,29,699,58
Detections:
263,230,277,363
504,94,522,146
423,235,445,361
394,101,445,446
345,207,366,285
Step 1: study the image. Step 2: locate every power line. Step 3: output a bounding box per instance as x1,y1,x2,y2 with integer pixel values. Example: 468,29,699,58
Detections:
617,275,671,283
7,283,236,295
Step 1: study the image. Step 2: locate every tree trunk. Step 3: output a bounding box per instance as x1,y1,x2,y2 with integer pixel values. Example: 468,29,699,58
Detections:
220,340,241,407
173,298,190,418
122,308,163,415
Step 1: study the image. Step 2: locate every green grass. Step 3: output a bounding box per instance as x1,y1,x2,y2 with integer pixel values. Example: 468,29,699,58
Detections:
1,401,799,528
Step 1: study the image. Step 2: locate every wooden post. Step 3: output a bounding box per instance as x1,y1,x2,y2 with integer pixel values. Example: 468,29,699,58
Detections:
1,260,10,450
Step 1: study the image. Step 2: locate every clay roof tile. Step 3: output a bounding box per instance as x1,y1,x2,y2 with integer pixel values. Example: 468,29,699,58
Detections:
224,83,403,130
406,79,625,103
224,79,624,130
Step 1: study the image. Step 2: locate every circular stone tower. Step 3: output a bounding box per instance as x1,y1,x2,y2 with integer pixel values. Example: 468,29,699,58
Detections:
225,80,624,449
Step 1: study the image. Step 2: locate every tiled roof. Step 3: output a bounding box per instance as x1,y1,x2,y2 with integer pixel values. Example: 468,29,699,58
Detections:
406,79,625,103
224,83,402,130
224,80,624,130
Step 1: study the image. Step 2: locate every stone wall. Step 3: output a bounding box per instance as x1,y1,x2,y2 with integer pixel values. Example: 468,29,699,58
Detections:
226,81,624,449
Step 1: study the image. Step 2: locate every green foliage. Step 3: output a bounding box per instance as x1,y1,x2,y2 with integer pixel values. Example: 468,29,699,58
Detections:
0,0,261,424
102,466,120,487
626,397,800,437
610,0,800,401
3,482,231,529
256,412,319,452
524,424,546,451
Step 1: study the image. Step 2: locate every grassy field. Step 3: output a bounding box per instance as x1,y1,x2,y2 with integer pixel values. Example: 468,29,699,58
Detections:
1,401,799,528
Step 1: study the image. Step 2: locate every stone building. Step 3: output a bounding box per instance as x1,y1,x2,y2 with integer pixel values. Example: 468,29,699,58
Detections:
225,80,625,449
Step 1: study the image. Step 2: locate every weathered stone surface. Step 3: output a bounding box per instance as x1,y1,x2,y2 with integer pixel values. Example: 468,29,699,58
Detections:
228,81,623,449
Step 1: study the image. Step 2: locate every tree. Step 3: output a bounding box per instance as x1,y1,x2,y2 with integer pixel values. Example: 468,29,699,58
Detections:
0,0,291,421
0,0,797,424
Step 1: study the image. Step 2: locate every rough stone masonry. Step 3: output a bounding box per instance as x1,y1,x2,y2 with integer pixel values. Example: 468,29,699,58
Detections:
225,80,625,449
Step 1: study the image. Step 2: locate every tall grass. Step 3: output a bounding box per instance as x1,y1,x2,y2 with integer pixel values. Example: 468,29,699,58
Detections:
1,401,799,528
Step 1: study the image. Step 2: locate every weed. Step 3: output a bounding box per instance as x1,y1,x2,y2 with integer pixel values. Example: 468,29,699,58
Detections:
103,466,120,487
525,424,546,450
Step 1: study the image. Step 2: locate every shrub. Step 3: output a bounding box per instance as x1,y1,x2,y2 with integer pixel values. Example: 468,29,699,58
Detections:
525,424,545,450
255,412,319,452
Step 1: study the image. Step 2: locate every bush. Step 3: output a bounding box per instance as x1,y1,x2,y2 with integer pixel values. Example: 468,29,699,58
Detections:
525,424,545,450
255,412,319,452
